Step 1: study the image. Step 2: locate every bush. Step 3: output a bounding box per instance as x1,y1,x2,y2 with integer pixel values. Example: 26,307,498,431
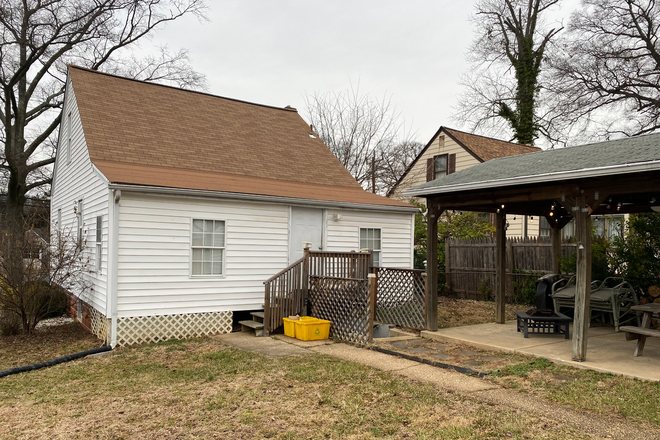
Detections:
512,270,542,305
610,213,660,293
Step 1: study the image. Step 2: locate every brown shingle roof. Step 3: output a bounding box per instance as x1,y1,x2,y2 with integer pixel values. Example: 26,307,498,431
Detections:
68,67,411,209
444,128,541,162
387,126,541,197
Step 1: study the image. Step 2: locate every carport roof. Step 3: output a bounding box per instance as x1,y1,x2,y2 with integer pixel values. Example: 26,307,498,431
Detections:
404,133,660,197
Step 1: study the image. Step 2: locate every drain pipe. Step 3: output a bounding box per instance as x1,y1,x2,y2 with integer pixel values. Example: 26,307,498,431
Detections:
0,345,112,379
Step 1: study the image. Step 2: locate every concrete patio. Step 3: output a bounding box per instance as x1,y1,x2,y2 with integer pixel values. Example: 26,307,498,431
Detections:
422,321,660,382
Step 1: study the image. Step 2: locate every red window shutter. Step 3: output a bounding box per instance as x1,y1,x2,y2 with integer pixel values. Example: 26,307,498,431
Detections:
426,157,435,181
447,154,456,174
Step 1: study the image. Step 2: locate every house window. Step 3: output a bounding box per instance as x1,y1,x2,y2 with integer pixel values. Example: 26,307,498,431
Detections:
562,219,574,239
191,219,225,276
608,215,624,239
434,155,448,179
95,215,102,271
359,228,381,267
76,200,83,245
77,298,83,321
540,217,551,237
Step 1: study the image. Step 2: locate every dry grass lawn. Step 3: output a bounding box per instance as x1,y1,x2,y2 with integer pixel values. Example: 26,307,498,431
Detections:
437,297,529,328
1,327,595,439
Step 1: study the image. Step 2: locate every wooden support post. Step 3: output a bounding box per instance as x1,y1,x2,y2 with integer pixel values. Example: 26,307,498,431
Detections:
368,273,377,342
495,210,506,324
572,196,592,361
426,201,441,331
550,220,562,275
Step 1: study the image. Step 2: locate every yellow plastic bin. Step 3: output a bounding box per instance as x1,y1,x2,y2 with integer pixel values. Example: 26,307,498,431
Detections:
294,318,331,341
283,316,316,338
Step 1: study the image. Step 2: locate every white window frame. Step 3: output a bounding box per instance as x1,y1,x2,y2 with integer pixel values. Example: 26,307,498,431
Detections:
76,199,83,246
95,215,102,272
359,227,382,267
434,154,448,180
190,218,226,277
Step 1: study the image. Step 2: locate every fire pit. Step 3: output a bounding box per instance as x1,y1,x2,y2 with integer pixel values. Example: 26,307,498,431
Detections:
515,309,571,339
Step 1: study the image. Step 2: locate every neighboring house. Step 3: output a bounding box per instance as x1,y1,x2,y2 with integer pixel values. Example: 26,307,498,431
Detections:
387,127,541,237
51,66,417,346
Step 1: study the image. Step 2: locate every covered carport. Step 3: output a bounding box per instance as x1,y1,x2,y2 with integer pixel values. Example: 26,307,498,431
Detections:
404,134,660,361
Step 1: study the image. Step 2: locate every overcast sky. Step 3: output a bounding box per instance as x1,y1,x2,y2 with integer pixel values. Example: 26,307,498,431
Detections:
151,0,575,144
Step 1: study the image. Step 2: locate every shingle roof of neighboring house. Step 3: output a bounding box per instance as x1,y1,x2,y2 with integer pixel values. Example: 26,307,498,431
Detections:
387,126,540,197
405,133,660,196
443,128,541,162
68,66,412,209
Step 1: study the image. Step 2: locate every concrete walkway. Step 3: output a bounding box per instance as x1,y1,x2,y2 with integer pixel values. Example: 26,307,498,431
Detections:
215,332,659,439
422,321,660,381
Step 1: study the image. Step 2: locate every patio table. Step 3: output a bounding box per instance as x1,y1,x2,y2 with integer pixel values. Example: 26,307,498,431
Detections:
620,303,660,357
515,311,571,339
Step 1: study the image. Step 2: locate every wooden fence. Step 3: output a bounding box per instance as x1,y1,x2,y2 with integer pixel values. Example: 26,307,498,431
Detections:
445,237,578,301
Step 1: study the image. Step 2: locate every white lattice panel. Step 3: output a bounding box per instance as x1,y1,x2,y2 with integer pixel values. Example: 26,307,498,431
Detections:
89,307,109,343
116,311,233,346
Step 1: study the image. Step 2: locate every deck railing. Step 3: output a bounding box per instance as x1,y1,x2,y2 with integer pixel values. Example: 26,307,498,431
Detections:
263,250,372,335
263,255,307,336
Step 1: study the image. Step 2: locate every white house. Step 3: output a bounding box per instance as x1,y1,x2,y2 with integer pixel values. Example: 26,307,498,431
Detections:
51,67,417,346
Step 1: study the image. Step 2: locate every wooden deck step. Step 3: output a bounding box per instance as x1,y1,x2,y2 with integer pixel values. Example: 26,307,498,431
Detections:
250,311,265,323
239,320,265,337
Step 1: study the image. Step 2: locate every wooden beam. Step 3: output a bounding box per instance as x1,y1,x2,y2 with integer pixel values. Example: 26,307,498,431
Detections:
572,196,592,362
495,210,506,324
549,218,562,275
426,201,441,331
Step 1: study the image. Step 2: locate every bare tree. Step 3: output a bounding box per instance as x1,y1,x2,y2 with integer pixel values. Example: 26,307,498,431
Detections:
549,0,660,140
0,212,91,335
0,0,207,231
304,86,417,195
454,0,563,146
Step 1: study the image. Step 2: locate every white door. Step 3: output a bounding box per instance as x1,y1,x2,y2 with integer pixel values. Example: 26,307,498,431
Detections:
289,207,323,263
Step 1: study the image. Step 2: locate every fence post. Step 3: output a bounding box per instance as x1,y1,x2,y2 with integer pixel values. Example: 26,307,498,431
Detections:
264,283,271,337
302,248,309,316
368,273,377,342
495,211,506,324
506,239,514,300
445,239,451,291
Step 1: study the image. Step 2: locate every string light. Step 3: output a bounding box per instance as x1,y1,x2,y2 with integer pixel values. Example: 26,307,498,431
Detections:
530,216,534,223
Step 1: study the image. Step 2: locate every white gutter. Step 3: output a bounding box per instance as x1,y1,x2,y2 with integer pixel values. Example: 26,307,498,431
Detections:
404,160,660,197
107,183,419,214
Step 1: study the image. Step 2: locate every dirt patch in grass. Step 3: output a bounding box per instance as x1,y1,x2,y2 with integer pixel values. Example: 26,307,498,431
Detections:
437,297,529,328
376,336,660,430
0,336,595,439
0,320,102,371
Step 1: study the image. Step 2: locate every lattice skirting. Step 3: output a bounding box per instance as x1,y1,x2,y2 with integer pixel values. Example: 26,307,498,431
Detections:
116,311,233,346
89,308,110,343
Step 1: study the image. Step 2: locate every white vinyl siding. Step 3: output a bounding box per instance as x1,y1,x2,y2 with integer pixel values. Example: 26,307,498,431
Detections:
116,193,289,317
390,131,481,201
50,76,109,315
326,209,413,268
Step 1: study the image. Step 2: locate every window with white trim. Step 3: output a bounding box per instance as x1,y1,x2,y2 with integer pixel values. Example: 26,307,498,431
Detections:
359,228,381,267
434,155,448,179
76,200,83,246
540,216,551,237
95,215,102,271
191,219,225,276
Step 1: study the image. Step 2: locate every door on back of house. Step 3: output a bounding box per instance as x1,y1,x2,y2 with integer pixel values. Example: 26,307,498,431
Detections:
289,207,323,263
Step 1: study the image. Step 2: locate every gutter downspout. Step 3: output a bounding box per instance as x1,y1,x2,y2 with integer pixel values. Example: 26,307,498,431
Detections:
107,189,121,347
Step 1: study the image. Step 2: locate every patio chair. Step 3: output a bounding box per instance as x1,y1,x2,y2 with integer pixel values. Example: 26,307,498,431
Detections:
551,276,639,331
